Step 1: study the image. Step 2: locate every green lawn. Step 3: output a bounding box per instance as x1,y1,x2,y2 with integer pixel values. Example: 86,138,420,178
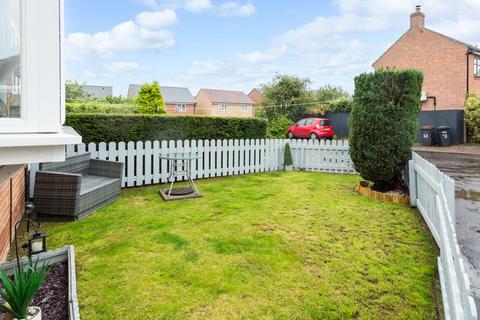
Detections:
43,172,439,320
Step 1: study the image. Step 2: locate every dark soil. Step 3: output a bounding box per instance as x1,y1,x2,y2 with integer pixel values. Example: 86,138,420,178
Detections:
0,262,68,320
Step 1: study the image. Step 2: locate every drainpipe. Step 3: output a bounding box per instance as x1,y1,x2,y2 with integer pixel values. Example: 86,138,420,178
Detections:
467,48,472,95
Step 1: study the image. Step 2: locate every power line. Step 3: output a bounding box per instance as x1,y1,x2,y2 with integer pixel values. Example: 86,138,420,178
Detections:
255,101,334,109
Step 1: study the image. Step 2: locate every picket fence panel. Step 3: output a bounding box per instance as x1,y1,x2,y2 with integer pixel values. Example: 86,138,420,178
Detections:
410,152,477,320
29,139,354,195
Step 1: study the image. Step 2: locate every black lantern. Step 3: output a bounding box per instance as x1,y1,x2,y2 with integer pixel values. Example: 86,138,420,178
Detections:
26,230,47,257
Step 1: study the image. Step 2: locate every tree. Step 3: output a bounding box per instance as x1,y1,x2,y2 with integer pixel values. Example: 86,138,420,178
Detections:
349,69,423,191
135,81,166,114
65,81,88,102
465,94,480,143
260,75,314,121
314,84,349,103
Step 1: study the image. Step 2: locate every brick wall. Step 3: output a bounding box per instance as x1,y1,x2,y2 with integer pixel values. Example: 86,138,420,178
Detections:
0,166,25,263
373,10,480,111
165,103,196,115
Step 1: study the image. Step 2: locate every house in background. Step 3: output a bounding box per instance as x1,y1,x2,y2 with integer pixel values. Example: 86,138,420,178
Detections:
128,84,196,115
84,85,113,99
248,88,263,106
0,0,81,263
196,89,255,118
372,5,480,143
373,5,480,111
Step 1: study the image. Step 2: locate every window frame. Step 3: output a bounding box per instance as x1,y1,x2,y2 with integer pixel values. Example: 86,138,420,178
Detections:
474,57,480,78
0,0,64,134
176,103,186,112
240,105,249,112
218,103,227,111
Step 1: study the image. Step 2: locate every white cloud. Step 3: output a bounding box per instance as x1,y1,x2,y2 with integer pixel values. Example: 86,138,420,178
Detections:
184,0,212,12
136,9,177,29
105,62,141,75
135,0,255,16
66,9,176,60
217,1,256,17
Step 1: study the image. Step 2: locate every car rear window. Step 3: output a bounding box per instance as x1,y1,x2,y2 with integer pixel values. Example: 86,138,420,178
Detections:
319,120,331,126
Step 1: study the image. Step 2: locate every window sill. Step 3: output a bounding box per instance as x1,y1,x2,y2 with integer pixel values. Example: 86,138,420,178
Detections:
0,126,82,165
0,126,81,148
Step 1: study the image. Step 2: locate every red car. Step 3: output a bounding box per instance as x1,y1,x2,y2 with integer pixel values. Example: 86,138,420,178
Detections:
287,118,334,140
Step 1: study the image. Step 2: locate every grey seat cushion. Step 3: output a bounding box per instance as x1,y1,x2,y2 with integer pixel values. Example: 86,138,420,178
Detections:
80,175,119,195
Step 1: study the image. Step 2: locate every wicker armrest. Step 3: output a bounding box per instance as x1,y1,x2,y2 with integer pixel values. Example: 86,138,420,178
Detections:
34,171,82,198
89,159,124,179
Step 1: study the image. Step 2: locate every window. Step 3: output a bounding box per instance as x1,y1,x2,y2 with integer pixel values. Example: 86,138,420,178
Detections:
0,0,21,118
218,103,227,111
296,119,306,127
0,0,64,133
176,104,186,112
305,119,314,126
241,105,249,112
319,120,331,126
475,57,480,77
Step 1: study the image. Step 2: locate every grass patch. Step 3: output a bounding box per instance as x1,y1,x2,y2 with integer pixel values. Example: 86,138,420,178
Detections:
41,172,438,319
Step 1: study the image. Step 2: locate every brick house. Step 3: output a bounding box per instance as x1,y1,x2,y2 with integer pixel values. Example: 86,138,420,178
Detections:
248,88,263,106
196,89,255,118
0,0,81,263
373,6,480,111
128,85,197,115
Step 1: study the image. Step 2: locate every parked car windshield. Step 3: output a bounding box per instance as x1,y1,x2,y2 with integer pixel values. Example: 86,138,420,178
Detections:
296,119,306,127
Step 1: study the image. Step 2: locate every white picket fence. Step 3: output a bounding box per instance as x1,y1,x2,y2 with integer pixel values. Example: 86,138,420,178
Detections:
29,139,354,194
409,152,477,320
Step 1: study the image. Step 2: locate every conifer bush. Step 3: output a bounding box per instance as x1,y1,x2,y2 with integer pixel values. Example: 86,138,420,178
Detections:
349,69,423,191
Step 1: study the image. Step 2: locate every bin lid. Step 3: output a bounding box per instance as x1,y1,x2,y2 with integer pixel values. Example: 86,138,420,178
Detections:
421,126,434,130
437,126,449,130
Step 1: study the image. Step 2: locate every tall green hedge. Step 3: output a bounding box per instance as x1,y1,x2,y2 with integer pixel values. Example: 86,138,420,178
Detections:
465,94,480,143
349,69,423,191
66,114,267,143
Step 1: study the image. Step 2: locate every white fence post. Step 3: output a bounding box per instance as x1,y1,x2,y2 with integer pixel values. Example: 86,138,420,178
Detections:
408,159,417,207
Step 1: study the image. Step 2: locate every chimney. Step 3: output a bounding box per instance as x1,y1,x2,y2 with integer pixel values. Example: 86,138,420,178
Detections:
410,5,425,29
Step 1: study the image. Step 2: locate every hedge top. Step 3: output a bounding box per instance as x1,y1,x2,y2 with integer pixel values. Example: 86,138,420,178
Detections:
66,113,267,144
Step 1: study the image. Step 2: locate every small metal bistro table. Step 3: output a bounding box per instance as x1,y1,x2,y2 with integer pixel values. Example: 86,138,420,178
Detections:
159,152,202,201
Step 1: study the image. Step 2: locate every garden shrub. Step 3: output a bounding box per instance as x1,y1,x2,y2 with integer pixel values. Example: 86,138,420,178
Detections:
328,99,353,113
465,94,480,143
266,115,292,138
66,102,137,114
135,81,166,114
284,143,293,168
66,114,267,143
349,69,423,191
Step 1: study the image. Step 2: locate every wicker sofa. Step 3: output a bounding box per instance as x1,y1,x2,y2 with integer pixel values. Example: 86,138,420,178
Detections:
34,153,124,221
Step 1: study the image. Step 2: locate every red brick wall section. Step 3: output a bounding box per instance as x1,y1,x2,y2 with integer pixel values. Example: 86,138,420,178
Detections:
373,27,475,111
0,168,25,263
165,103,196,115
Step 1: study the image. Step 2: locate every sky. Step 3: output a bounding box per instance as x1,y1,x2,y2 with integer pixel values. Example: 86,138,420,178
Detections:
64,0,480,96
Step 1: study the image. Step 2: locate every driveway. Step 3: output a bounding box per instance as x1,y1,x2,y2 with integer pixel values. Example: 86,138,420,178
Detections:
417,151,480,310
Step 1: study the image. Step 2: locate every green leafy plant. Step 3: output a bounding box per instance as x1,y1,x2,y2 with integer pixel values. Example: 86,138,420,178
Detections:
259,74,314,121
349,69,423,191
135,81,166,114
314,84,349,103
267,115,292,138
284,143,293,168
0,261,50,319
465,93,480,143
65,80,89,103
65,114,267,143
